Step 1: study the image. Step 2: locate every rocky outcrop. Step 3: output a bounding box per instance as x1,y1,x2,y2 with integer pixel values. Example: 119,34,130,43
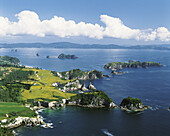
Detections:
33,100,65,109
52,80,84,92
87,82,96,90
120,97,149,112
67,90,117,108
104,60,163,70
52,69,103,80
58,53,78,59
81,83,88,91
111,70,124,75
1,115,45,129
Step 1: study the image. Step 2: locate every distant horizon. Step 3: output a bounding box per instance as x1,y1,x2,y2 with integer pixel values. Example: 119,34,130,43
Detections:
0,41,170,47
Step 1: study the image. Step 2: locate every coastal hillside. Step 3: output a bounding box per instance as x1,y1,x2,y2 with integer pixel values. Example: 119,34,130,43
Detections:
0,56,115,129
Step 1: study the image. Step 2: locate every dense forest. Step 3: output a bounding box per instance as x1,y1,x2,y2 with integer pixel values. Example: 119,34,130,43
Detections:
0,55,25,68
0,69,33,102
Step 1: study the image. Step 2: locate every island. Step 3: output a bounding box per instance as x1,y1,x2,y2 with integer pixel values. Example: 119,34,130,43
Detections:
120,97,149,112
0,56,161,135
104,60,163,74
58,53,78,59
104,60,162,70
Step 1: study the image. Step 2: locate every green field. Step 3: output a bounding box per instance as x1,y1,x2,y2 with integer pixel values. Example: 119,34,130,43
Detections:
0,102,36,120
0,57,78,121
21,69,76,100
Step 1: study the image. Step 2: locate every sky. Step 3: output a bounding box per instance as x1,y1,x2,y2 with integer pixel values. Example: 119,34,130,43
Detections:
0,0,170,45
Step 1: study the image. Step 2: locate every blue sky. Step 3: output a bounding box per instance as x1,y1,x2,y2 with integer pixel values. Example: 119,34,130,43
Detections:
0,0,170,45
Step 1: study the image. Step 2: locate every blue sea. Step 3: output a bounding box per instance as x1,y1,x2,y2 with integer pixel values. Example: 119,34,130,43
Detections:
1,48,170,136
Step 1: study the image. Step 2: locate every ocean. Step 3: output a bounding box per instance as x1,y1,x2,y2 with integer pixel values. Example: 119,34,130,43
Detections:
1,48,170,136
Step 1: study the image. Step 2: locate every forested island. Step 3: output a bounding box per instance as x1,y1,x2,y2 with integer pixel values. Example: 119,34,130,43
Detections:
120,97,150,112
104,60,163,74
0,56,161,135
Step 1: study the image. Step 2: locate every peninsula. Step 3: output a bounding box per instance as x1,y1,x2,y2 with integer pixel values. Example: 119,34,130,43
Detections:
0,56,160,135
0,56,116,135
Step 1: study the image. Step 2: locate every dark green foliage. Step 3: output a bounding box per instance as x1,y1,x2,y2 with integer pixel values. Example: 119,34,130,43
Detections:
88,70,103,78
0,127,14,136
0,55,20,64
120,96,142,107
0,55,24,68
52,69,86,79
52,69,103,80
104,60,162,70
0,70,3,76
0,70,33,102
70,91,112,106
3,70,34,83
69,69,86,79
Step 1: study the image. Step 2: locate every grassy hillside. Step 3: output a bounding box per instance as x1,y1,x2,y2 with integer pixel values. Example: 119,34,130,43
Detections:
0,102,36,120
0,66,76,103
21,69,75,101
0,68,77,120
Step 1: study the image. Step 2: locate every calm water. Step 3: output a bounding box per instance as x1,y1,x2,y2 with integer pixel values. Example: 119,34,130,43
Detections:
1,48,170,136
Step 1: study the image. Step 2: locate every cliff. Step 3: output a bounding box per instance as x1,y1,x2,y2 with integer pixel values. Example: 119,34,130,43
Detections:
52,80,84,92
104,60,163,70
0,115,45,129
52,69,103,80
67,90,117,108
120,97,149,112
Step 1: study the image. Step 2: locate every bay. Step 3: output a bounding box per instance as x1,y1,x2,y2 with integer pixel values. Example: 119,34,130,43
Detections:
1,48,170,136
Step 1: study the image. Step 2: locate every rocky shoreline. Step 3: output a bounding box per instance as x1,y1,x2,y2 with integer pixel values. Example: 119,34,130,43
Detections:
0,96,149,134
52,69,104,80
0,57,164,135
1,116,44,129
104,60,163,75
119,96,150,112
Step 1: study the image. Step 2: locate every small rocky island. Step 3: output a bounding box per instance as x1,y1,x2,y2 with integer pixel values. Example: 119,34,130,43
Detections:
36,53,40,56
104,60,163,74
120,97,149,112
58,53,78,59
105,60,162,70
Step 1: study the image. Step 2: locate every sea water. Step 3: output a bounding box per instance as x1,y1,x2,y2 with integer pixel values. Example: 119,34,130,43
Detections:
1,48,170,136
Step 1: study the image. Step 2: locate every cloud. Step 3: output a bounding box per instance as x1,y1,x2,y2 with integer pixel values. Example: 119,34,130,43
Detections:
0,10,170,42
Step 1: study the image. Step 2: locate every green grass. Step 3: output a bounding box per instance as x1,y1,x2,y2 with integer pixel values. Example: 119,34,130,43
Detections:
0,102,36,120
21,69,76,101
0,67,76,102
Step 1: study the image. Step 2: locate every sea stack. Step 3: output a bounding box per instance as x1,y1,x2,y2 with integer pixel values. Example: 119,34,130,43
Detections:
87,82,96,90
